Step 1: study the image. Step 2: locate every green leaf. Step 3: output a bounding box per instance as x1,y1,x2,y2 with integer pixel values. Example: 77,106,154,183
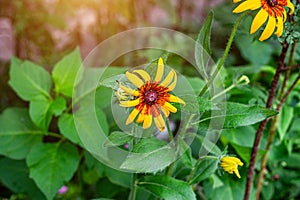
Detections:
120,138,176,173
26,142,80,200
0,108,43,159
29,96,53,131
195,11,213,81
50,96,67,116
9,57,52,101
58,113,82,146
188,157,218,184
197,102,278,130
104,131,133,147
138,175,196,200
278,105,293,140
52,48,82,97
0,157,46,200
178,138,193,168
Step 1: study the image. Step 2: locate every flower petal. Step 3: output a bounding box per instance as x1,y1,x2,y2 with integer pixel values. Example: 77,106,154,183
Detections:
168,94,186,105
143,114,152,129
163,102,177,113
126,108,140,125
275,16,284,37
136,105,147,123
233,0,242,3
154,114,165,132
154,57,164,82
250,9,268,34
126,71,144,88
120,99,140,107
287,0,294,14
133,69,151,82
234,168,241,178
161,106,170,118
259,15,276,41
119,83,139,96
160,70,175,87
233,0,261,13
167,71,177,91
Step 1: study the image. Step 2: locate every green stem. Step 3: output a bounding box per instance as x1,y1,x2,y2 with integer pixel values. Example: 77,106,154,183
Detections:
199,12,247,97
187,155,218,184
129,124,138,200
166,119,175,176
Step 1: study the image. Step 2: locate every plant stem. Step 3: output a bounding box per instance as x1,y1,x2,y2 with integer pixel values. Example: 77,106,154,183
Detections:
255,43,297,200
187,155,218,184
199,12,247,97
129,124,138,200
243,42,289,200
166,119,175,176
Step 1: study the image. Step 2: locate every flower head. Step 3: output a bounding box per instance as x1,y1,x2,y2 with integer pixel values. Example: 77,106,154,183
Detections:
233,0,294,41
118,57,185,132
220,156,244,178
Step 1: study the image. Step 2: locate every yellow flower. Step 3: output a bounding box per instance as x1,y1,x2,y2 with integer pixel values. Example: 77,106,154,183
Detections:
220,156,244,178
118,57,185,132
233,0,294,41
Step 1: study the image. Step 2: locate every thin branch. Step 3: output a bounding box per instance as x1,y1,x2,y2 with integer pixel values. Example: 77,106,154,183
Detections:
244,42,289,200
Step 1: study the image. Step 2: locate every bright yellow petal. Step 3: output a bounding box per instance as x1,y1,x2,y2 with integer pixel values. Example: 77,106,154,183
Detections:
120,99,140,107
250,9,268,34
154,114,165,132
163,102,177,113
287,0,294,15
233,0,261,13
168,94,186,105
133,69,151,82
161,106,170,118
275,16,284,37
119,83,139,96
143,114,152,129
136,105,147,123
234,168,241,178
282,9,287,22
167,71,177,91
160,70,175,87
154,57,164,82
126,108,140,125
233,0,242,3
126,71,144,88
259,16,276,41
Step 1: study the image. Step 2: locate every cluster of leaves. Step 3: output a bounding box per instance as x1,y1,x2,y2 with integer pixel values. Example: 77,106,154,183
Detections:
1,2,300,200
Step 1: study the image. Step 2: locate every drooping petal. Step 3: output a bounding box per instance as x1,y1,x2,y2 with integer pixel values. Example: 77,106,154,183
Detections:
154,114,166,132
167,71,177,91
160,106,170,118
136,105,147,123
233,0,261,13
259,15,276,41
287,0,294,14
160,70,175,87
163,102,177,113
275,16,284,37
126,71,144,88
282,9,287,22
233,0,242,3
119,83,139,96
143,114,152,129
234,168,241,178
133,69,151,82
168,94,186,105
120,99,140,107
154,57,164,82
126,108,140,125
250,9,268,34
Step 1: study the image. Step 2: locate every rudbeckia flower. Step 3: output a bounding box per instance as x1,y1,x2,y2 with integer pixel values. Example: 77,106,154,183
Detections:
118,57,185,132
220,156,244,178
233,0,294,41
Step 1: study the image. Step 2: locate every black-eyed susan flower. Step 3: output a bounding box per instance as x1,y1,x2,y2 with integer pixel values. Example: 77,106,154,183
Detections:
233,0,294,41
118,58,185,132
220,156,244,178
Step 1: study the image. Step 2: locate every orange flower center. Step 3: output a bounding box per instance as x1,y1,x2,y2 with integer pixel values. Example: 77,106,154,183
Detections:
144,90,158,104
267,0,278,6
139,82,170,106
261,0,286,17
